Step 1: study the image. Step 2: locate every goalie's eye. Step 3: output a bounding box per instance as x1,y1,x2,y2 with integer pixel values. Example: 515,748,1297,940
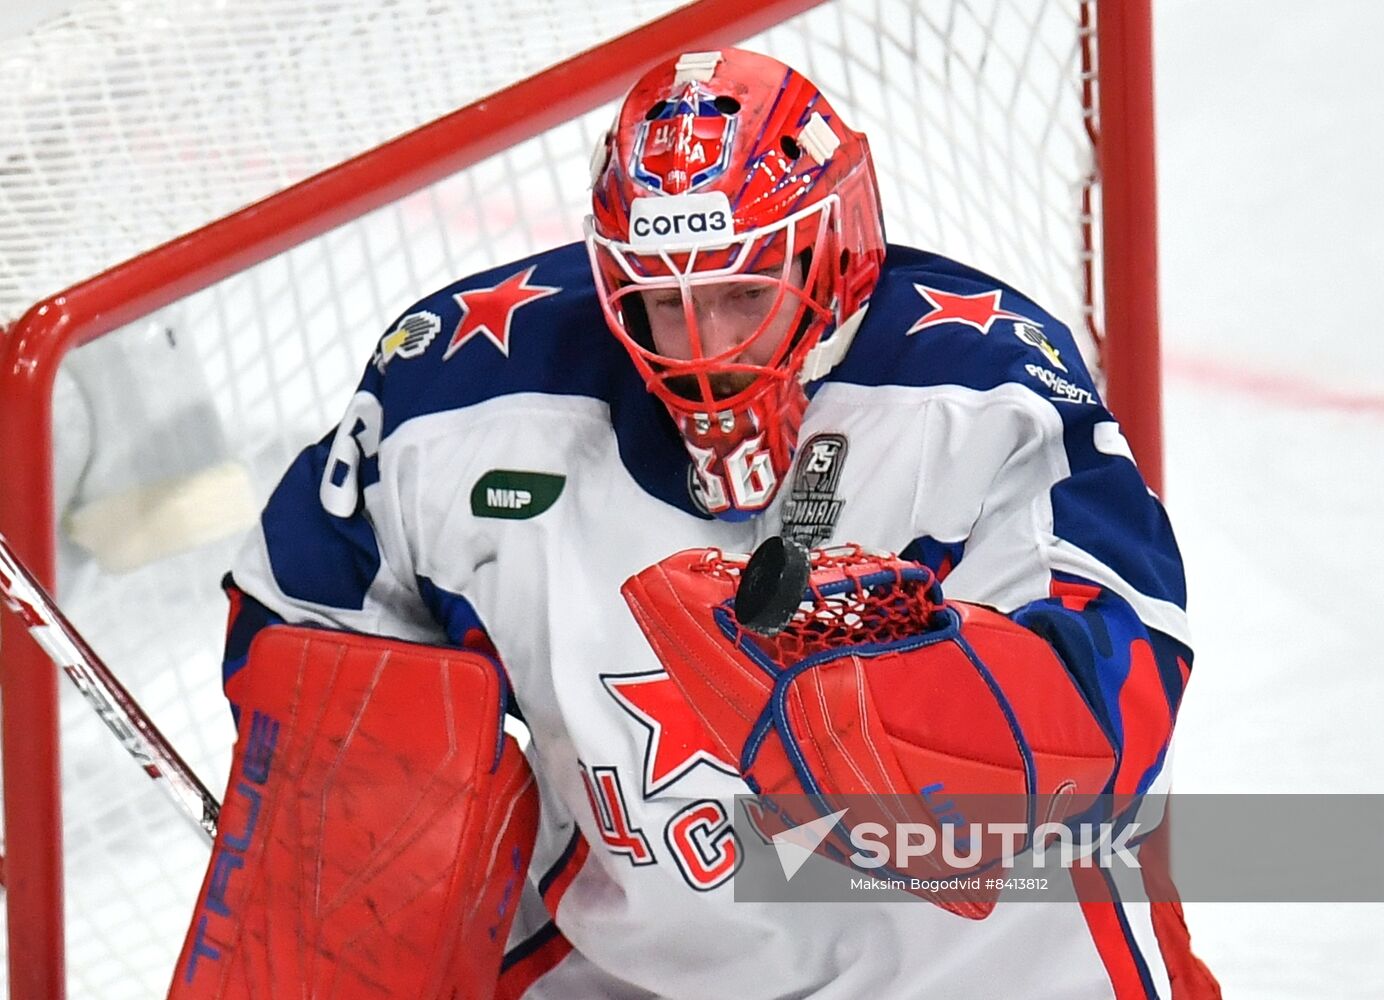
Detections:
649,290,683,311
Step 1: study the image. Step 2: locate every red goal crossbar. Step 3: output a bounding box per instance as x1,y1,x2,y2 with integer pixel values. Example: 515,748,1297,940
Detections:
0,1,1159,995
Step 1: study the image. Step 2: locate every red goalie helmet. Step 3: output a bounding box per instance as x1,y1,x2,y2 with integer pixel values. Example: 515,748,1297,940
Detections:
586,48,885,518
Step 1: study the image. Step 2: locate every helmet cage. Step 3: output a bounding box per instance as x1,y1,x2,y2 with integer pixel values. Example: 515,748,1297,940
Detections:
584,194,839,419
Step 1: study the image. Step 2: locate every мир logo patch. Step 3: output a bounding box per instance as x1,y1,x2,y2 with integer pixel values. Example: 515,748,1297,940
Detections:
470,470,566,519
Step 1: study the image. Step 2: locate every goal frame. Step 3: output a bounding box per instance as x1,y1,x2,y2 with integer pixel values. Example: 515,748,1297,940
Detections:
0,1,1160,995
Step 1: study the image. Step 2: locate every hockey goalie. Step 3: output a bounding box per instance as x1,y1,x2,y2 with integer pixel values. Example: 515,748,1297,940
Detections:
171,46,1219,999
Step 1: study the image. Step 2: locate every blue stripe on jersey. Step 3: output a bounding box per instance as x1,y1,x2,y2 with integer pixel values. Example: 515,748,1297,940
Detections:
261,429,381,610
537,826,583,899
1100,864,1161,999
500,919,561,973
899,535,967,582
416,574,489,647
1051,409,1187,608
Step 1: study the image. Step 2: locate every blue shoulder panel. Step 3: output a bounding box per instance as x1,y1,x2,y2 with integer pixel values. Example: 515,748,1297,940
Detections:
369,243,612,432
261,427,383,610
835,246,1185,609
821,245,1098,396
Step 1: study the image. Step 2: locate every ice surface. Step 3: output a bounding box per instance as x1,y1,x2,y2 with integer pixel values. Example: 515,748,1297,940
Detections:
1158,2,1384,995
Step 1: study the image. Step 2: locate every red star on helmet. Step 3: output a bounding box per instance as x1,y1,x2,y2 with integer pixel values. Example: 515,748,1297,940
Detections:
603,671,738,797
443,265,561,359
907,283,1025,336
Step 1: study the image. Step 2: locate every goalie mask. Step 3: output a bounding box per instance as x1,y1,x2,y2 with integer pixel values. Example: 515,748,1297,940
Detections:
586,48,885,518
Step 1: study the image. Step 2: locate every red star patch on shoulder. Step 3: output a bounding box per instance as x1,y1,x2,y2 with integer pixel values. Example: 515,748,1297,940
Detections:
443,265,560,359
603,670,738,798
908,283,1025,336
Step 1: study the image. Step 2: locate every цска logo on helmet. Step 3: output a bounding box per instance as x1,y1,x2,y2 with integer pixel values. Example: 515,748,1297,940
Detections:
629,192,735,249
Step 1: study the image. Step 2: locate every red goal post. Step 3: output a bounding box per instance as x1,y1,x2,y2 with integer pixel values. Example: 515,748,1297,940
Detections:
0,1,1159,996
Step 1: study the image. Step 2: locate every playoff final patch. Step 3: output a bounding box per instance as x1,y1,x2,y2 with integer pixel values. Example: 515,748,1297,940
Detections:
781,433,848,547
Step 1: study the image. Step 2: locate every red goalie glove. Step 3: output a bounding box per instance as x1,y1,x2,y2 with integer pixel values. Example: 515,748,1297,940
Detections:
621,541,1115,918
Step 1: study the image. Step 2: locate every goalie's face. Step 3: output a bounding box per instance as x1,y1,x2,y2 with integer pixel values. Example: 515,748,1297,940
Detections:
639,257,807,402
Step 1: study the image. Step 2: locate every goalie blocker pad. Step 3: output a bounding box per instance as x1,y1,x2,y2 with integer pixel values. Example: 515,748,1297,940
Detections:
169,625,539,1000
622,545,1115,919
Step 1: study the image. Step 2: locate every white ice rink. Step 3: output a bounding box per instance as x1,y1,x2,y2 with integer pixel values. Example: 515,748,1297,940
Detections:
1155,1,1384,995
3,1,1383,997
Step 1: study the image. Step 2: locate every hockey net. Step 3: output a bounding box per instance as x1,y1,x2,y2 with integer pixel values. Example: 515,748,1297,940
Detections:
0,1,1156,996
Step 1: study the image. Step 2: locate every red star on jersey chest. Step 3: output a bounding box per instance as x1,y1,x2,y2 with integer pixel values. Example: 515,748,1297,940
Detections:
907,283,1025,336
603,671,738,798
443,265,560,359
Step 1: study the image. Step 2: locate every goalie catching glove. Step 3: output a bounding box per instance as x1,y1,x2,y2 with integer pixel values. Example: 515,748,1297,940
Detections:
169,625,538,999
621,540,1115,919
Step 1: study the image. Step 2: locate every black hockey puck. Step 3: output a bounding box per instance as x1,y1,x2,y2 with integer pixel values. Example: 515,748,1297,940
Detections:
733,536,811,637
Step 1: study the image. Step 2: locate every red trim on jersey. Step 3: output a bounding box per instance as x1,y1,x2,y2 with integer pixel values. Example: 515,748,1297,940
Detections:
1150,900,1221,999
1113,640,1172,795
224,584,243,632
541,833,590,918
1050,576,1102,611
1176,655,1191,689
936,551,957,581
493,829,590,998
1141,814,1223,999
495,925,574,1000
1072,865,1150,999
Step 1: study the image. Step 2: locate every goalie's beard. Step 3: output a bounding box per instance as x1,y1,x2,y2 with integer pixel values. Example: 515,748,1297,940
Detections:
664,370,757,400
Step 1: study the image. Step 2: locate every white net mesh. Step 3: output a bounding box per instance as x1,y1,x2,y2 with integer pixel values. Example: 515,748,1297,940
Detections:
0,1,1103,996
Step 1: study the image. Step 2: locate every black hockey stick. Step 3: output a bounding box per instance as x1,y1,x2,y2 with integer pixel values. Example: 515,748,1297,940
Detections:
0,533,219,843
